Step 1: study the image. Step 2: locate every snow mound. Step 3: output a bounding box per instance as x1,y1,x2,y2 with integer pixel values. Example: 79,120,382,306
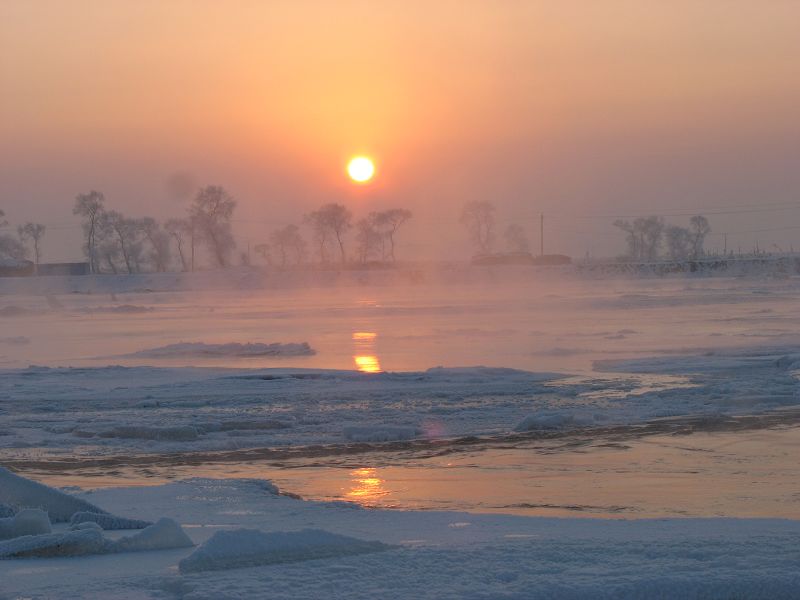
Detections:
0,467,107,522
178,528,389,573
515,411,596,432
70,511,152,530
0,518,192,559
0,528,107,559
128,341,316,358
343,425,420,442
0,509,51,540
109,518,193,553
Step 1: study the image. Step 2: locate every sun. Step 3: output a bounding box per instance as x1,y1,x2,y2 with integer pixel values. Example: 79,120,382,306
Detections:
347,156,375,183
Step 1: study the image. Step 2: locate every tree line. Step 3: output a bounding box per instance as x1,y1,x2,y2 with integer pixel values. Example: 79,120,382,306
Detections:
613,215,711,262
67,186,414,274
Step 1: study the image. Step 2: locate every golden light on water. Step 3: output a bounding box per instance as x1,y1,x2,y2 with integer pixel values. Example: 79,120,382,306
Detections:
347,156,375,183
346,467,388,503
353,331,382,373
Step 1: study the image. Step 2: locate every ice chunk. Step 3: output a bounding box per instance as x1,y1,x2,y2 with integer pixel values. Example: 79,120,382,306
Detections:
179,528,389,573
515,411,595,431
0,467,107,522
0,509,52,540
0,528,107,558
110,518,193,553
70,511,152,530
343,425,420,442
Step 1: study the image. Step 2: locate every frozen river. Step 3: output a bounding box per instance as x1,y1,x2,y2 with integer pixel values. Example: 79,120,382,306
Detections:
2,267,800,518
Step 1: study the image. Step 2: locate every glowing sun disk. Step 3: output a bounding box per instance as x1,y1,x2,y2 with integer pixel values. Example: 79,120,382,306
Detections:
347,156,375,183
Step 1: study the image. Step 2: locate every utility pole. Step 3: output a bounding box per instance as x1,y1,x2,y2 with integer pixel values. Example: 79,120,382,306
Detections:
540,212,544,257
723,233,727,255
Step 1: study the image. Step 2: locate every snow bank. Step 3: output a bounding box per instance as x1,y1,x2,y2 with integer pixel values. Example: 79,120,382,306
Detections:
0,528,107,559
109,518,193,553
343,425,420,442
70,511,152,530
515,411,596,431
179,528,389,573
128,342,316,359
0,467,107,522
0,509,51,540
0,518,192,559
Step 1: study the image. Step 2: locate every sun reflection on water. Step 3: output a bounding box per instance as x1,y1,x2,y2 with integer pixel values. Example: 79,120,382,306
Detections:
352,331,382,373
346,467,389,504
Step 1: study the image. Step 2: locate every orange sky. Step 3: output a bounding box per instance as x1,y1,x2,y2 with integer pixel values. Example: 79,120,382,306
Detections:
2,1,800,259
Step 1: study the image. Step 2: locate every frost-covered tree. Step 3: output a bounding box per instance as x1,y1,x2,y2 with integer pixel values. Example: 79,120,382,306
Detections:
460,201,495,255
138,217,171,272
371,208,412,262
165,218,191,271
73,191,106,273
504,224,530,253
17,223,46,266
269,224,307,267
355,216,383,264
98,210,141,274
189,186,237,268
689,215,711,259
254,243,272,266
664,225,691,260
614,216,664,261
304,203,352,264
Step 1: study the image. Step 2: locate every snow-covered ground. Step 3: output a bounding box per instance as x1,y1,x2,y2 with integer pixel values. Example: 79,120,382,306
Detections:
2,471,799,599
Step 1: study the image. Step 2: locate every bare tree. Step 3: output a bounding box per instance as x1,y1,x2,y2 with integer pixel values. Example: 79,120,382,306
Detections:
190,186,237,268
165,218,190,271
138,217,171,272
254,243,272,266
614,216,664,261
665,225,691,260
355,216,383,264
17,223,46,267
504,224,530,253
269,224,307,267
372,209,412,262
0,235,26,261
98,210,141,274
460,201,495,255
0,209,7,227
304,203,352,264
689,215,711,259
73,191,105,273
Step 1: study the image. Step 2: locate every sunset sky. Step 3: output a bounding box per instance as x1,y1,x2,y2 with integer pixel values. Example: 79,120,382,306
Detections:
2,1,800,260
